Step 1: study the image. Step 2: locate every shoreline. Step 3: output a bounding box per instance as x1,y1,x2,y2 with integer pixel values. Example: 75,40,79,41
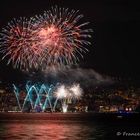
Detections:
0,112,140,123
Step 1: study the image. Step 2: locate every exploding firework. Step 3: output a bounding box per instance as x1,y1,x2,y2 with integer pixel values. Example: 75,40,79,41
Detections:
54,83,82,112
13,82,82,112
0,17,44,70
69,84,82,99
55,85,68,99
34,6,92,66
55,84,82,99
0,6,92,70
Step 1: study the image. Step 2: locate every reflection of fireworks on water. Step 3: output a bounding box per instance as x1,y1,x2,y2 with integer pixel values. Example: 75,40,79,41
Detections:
0,6,92,70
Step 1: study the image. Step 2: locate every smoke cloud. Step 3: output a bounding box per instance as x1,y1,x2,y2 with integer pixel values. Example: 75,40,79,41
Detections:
40,67,114,87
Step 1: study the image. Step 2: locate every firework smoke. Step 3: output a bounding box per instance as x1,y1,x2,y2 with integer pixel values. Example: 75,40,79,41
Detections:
41,67,113,87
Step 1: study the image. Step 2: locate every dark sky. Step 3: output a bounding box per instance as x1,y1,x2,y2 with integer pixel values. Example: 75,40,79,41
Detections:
0,0,140,83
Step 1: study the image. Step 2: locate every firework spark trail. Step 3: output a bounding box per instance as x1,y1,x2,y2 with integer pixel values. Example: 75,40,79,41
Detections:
54,83,82,112
55,84,82,99
69,84,82,99
13,82,82,112
34,6,92,66
0,6,92,70
0,17,45,70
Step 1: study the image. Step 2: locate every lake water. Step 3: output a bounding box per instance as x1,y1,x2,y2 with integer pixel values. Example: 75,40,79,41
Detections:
0,118,140,139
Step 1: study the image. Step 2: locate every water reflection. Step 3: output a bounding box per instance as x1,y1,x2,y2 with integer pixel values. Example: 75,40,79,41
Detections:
0,121,105,140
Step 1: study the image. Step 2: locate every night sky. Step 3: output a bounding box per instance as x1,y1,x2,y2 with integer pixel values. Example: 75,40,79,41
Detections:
0,0,140,84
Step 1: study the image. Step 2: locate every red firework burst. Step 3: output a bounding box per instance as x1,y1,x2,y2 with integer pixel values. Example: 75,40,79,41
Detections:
0,6,92,70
